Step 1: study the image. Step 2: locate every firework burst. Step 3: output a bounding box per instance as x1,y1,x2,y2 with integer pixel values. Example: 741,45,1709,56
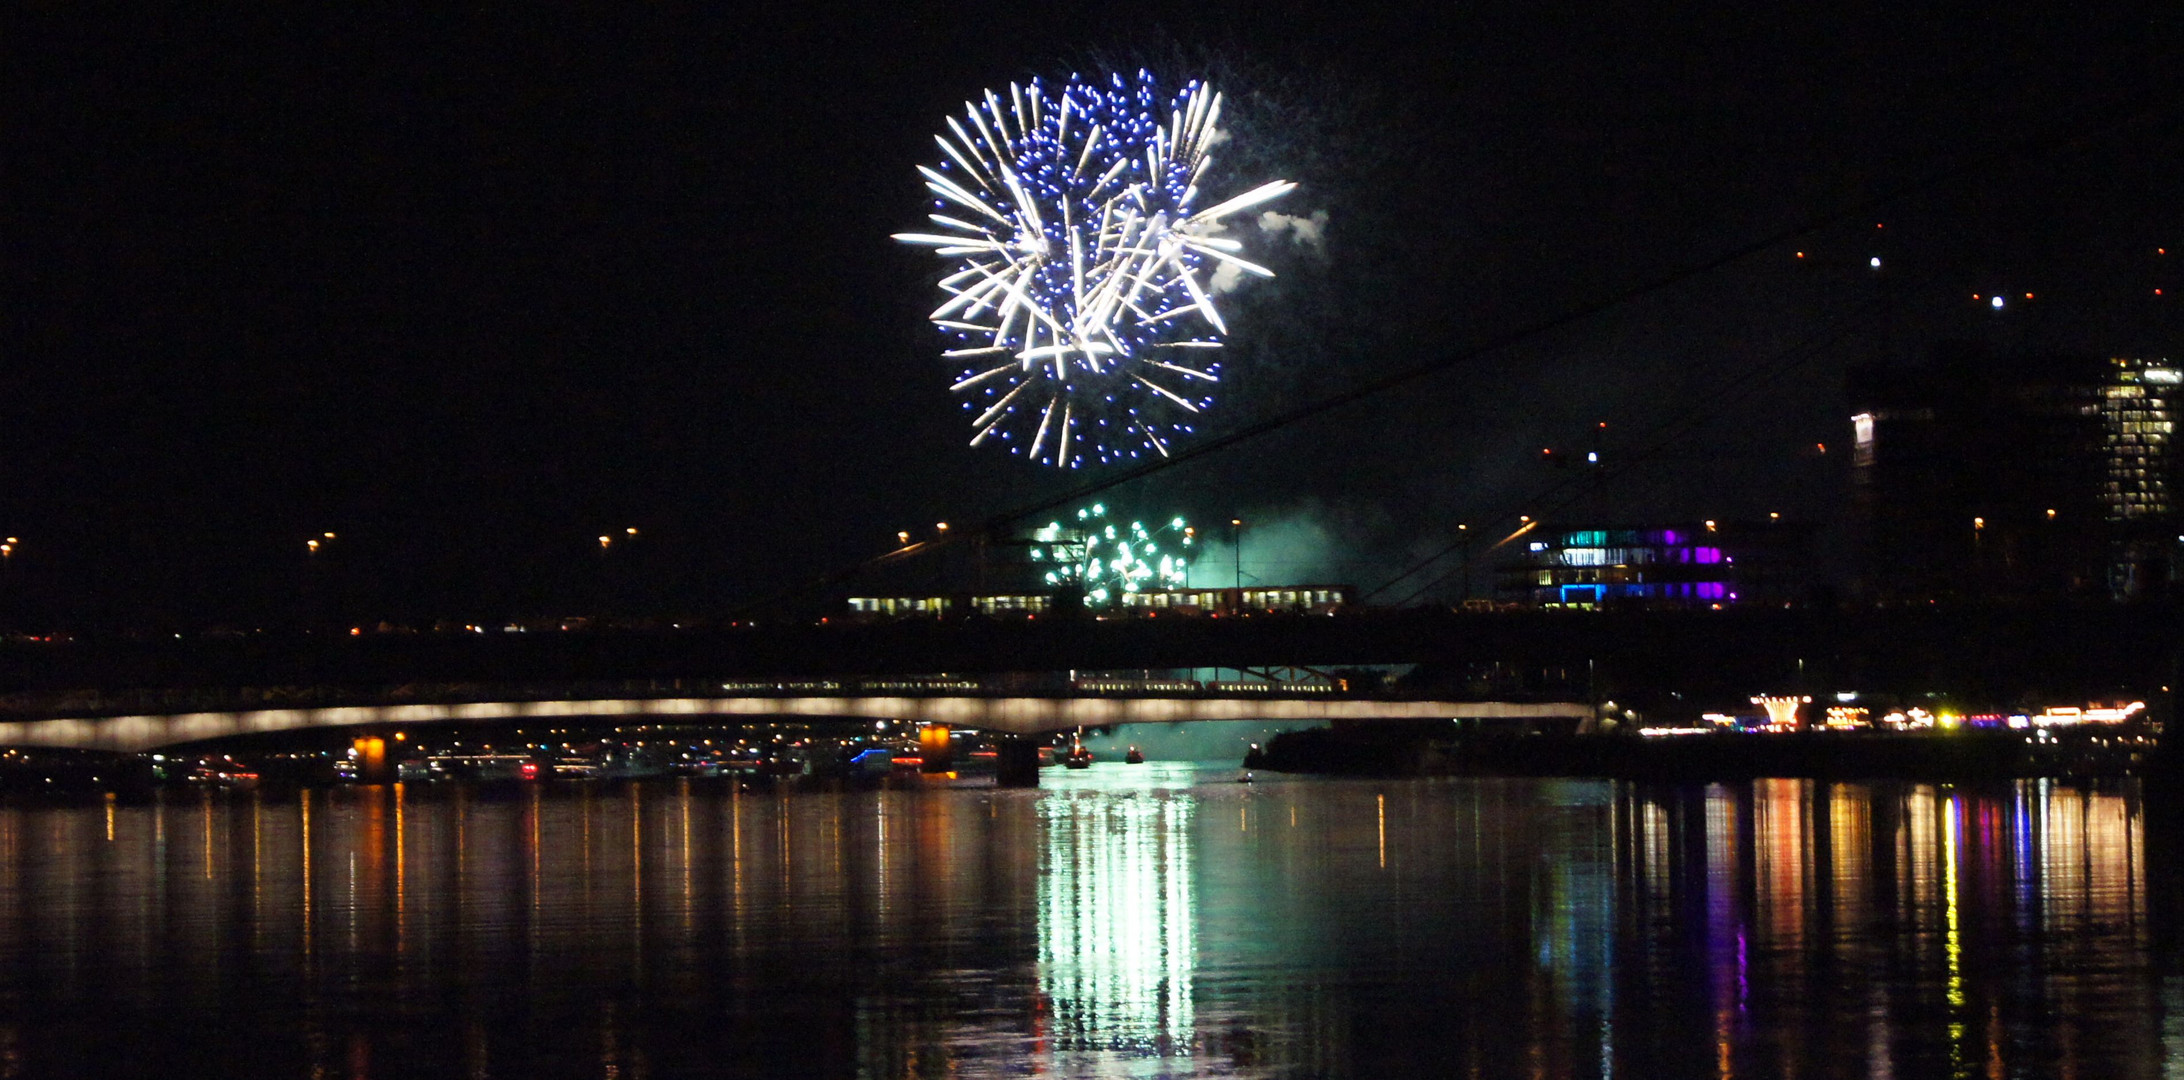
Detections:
894,71,1293,468
1028,504,1194,606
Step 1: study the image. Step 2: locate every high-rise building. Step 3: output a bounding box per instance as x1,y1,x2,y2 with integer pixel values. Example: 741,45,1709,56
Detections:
1847,347,2177,602
2099,357,2177,596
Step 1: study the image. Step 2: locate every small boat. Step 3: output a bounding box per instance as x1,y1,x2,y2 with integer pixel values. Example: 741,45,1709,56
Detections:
1124,746,1145,764
1237,771,1254,784
1062,734,1094,769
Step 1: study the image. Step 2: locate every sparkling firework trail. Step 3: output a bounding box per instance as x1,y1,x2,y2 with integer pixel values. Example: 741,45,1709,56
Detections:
1028,504,1194,606
895,72,1293,468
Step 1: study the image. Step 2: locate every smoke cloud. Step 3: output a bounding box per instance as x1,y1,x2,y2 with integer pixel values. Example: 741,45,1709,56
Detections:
1209,259,1247,294
1257,208,1329,250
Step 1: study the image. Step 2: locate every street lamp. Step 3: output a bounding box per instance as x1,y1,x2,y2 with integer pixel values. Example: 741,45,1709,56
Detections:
1457,524,1471,602
1230,518,1244,596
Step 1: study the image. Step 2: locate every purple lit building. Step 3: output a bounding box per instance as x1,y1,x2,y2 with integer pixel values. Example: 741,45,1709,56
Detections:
1493,522,1817,609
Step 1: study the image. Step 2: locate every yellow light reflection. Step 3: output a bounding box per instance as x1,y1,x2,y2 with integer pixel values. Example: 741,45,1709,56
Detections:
1944,793,1966,1075
1377,793,1387,869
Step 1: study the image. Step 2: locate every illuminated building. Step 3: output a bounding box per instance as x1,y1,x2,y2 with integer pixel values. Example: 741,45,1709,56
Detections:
2099,358,2177,595
1492,521,1815,609
1848,347,2178,602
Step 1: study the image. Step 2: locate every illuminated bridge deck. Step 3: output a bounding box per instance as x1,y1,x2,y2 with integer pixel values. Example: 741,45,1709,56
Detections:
0,688,1592,752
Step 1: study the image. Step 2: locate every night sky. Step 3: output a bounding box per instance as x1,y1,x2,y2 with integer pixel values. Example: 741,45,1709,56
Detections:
7,3,2180,627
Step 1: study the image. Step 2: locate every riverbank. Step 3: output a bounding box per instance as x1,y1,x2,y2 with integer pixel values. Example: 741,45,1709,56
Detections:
1244,723,2159,781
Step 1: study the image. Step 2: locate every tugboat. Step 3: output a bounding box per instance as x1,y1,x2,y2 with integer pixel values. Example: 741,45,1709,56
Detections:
1124,746,1145,764
1062,732,1095,769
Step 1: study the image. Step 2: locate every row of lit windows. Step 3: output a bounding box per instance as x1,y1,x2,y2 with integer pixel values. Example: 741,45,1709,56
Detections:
848,596,952,615
1544,545,1726,567
1240,588,1347,607
1122,591,1225,609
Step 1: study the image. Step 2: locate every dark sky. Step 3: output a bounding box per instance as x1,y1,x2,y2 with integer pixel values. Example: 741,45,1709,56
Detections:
6,3,2180,626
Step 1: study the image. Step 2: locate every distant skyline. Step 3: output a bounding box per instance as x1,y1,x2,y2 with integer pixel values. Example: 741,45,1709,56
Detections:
6,3,2179,626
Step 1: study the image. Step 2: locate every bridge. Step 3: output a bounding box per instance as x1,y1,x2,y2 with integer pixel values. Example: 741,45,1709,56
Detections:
1,602,2175,753
0,684,1590,753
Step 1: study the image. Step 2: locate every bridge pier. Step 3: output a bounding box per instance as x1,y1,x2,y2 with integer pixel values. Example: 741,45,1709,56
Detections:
352,735,393,784
917,723,954,774
995,737,1041,788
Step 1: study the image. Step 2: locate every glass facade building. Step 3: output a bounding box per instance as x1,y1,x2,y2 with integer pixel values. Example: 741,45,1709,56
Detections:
1494,522,1814,609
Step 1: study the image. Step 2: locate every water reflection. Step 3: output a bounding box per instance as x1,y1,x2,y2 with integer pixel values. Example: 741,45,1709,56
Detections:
1038,781,1195,1056
0,772,2172,1077
1609,779,2153,1079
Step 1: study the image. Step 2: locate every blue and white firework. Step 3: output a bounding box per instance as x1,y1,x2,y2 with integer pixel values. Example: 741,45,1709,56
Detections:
894,72,1293,468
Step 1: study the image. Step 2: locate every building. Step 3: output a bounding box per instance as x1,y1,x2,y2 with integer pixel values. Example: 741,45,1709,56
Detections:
1848,347,2176,602
1493,521,1815,610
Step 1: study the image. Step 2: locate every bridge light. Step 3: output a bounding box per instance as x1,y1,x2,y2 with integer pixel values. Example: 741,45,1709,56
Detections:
897,531,910,545
935,522,948,533
598,535,612,548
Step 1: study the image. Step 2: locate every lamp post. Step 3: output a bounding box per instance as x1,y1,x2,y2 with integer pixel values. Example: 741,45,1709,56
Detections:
1230,518,1244,596
1457,524,1471,602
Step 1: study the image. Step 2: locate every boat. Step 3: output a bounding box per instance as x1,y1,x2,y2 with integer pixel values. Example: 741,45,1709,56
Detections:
1062,734,1094,769
1124,746,1145,764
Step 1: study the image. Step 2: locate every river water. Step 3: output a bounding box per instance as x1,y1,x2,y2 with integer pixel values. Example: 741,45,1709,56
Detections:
1,765,2179,1078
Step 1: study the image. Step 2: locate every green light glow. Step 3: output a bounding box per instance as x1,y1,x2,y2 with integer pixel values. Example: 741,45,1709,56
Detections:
1034,504,1193,607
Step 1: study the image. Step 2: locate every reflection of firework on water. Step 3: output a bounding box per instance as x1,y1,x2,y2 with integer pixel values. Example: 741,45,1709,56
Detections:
894,71,1293,468
1028,504,1193,606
